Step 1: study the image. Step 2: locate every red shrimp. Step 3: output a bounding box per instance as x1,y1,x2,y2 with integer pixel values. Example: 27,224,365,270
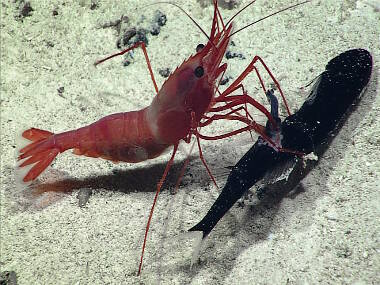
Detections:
17,0,310,275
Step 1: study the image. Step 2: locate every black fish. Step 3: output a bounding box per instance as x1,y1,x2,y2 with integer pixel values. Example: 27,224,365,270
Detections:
189,48,373,238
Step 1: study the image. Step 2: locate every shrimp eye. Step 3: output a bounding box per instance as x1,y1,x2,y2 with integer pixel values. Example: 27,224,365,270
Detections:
196,43,204,52
194,66,204,78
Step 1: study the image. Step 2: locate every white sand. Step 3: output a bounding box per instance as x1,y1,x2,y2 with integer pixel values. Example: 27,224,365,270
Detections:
1,0,379,284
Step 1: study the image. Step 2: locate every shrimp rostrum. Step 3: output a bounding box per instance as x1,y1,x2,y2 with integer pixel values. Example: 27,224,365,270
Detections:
17,0,310,275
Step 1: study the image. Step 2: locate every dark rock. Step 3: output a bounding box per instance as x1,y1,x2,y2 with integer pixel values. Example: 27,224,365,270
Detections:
150,23,160,36
225,50,245,60
77,188,92,207
154,10,167,26
121,28,137,46
219,76,231,85
0,271,18,285
90,1,98,10
158,68,171,78
17,1,33,19
197,0,241,10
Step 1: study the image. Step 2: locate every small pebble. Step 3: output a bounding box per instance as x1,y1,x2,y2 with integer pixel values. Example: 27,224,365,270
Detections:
134,28,149,45
154,10,167,26
197,0,241,10
122,59,131,67
150,23,160,36
225,50,245,60
90,1,98,10
220,76,231,85
0,271,18,285
18,1,33,18
57,86,64,94
46,41,54,47
158,68,171,78
77,188,93,207
121,15,129,23
121,28,137,46
101,15,128,34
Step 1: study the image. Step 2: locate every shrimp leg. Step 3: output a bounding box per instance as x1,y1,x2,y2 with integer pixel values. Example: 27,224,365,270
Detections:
219,55,291,116
213,80,278,129
194,131,218,188
201,106,249,127
95,42,159,95
138,143,179,275
213,93,278,131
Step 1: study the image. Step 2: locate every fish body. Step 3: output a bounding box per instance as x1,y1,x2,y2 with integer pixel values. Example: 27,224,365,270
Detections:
189,48,373,238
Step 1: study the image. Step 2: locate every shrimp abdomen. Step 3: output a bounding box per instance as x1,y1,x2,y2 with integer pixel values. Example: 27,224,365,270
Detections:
73,110,169,163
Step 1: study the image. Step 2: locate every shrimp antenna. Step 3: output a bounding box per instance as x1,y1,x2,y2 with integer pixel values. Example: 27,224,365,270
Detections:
230,0,311,37
225,0,258,27
143,1,211,43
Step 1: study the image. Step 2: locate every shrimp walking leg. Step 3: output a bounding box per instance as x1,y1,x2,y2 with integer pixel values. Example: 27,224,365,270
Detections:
213,79,278,130
200,94,303,155
219,55,291,116
94,42,159,95
201,106,249,128
194,133,218,188
138,144,179,276
213,94,277,128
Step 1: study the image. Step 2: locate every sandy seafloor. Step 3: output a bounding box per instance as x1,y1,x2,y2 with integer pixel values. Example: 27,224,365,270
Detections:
1,0,379,284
